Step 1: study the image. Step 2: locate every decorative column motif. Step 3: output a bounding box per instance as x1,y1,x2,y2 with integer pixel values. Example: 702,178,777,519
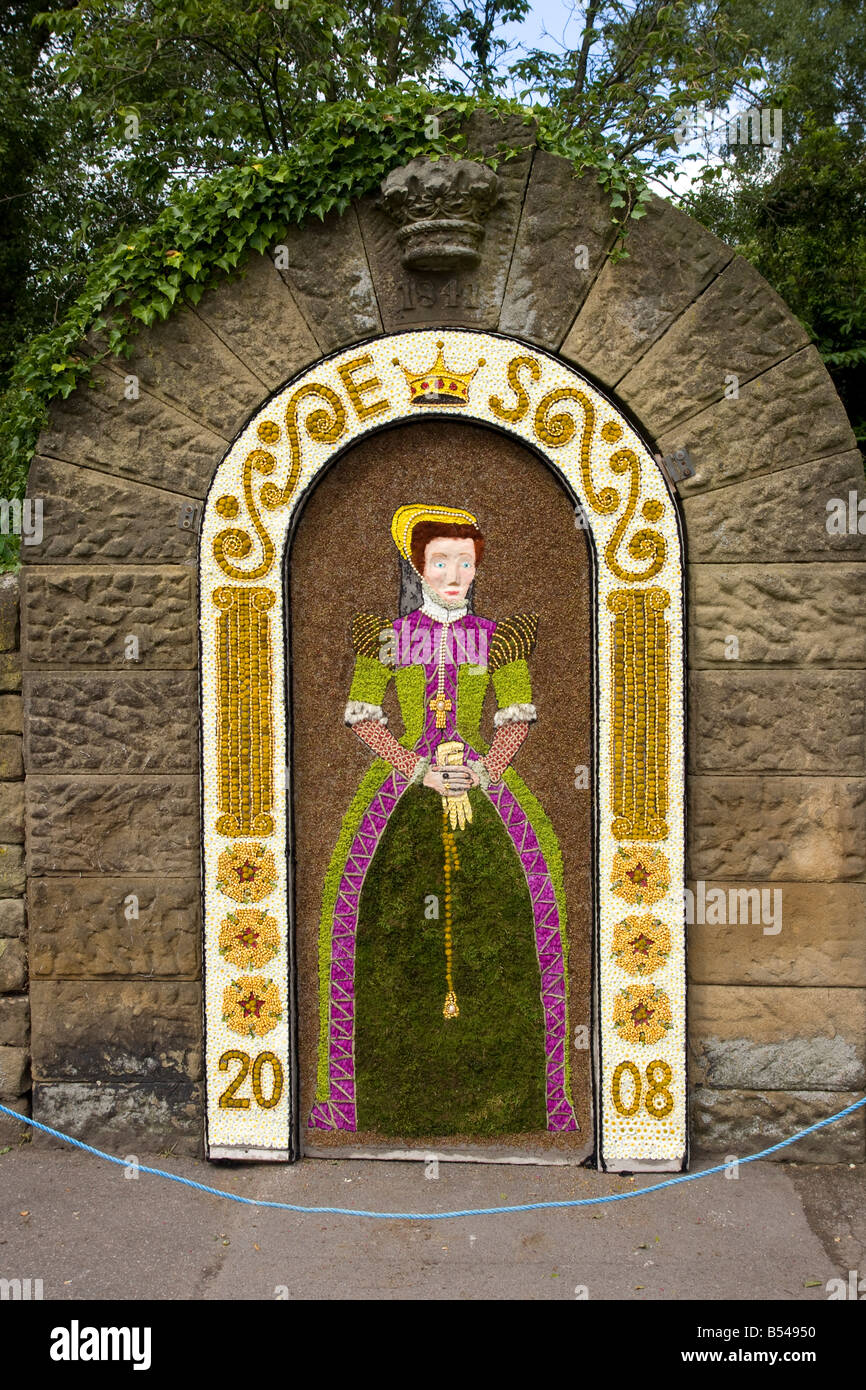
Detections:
608,588,670,841
213,586,276,837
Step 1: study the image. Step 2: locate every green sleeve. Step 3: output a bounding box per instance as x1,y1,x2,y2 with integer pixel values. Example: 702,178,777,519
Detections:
491,658,533,708
348,653,392,706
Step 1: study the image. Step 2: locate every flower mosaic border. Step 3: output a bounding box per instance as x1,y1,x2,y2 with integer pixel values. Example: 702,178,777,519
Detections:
199,328,686,1167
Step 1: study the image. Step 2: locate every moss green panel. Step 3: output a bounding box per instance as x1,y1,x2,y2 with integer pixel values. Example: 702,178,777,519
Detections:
354,785,547,1136
502,764,572,1103
491,658,533,708
348,653,391,707
315,758,393,1100
394,664,427,748
455,666,490,753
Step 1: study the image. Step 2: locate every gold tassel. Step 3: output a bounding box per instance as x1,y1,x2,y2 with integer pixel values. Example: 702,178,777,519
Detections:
442,806,460,1019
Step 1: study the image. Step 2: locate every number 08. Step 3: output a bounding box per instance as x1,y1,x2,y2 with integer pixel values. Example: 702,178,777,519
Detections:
611,1059,674,1119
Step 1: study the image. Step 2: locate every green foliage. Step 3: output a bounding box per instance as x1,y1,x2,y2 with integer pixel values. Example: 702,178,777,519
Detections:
513,1,762,175
40,0,458,164
0,87,654,530
683,0,866,447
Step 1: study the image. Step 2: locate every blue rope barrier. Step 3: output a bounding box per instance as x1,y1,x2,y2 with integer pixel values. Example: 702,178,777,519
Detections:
1,1097,863,1220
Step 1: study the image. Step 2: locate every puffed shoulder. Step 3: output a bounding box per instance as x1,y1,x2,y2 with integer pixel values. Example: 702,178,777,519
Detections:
488,613,538,671
351,612,394,662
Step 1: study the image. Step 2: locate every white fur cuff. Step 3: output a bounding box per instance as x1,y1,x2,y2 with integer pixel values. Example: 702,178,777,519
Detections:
408,755,431,786
344,700,387,727
471,760,491,791
493,702,537,727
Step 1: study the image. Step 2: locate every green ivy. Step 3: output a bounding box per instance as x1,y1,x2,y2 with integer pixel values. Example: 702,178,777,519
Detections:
0,87,650,569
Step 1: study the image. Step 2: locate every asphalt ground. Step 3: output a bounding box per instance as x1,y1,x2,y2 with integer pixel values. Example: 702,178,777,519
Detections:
0,1144,864,1302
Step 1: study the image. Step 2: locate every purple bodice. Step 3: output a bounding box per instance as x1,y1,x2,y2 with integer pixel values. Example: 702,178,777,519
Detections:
392,609,496,756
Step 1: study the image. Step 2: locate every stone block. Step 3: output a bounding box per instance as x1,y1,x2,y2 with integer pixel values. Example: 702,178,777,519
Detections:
0,938,26,991
0,997,30,1046
0,1095,31,1144
276,206,381,353
690,670,865,773
691,1088,865,1163
498,154,618,347
0,846,25,896
687,881,866,987
689,775,866,882
682,452,866,562
561,193,732,385
659,346,857,494
354,111,538,336
690,985,866,1089
0,653,21,692
462,107,538,159
99,307,265,439
27,775,200,875
0,1045,30,1096
689,563,866,667
30,980,201,1081
0,573,19,651
29,876,200,978
359,149,534,336
194,251,318,390
0,784,23,845
22,567,196,668
0,898,25,935
32,1081,202,1154
618,256,809,436
25,456,203,565
0,737,23,781
0,739,22,783
36,363,227,498
0,694,21,733
24,671,199,773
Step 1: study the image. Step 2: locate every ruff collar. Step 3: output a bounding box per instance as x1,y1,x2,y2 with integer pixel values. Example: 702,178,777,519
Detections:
419,576,468,623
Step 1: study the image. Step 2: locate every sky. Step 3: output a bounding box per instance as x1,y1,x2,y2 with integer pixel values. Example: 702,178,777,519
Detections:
457,0,749,196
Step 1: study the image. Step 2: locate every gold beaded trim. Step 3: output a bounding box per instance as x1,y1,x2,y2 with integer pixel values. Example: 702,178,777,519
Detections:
213,586,276,837
608,588,671,840
352,611,392,660
488,612,538,670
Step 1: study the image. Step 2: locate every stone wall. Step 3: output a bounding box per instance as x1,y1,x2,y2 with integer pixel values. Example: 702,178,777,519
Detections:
18,112,866,1161
0,574,28,1144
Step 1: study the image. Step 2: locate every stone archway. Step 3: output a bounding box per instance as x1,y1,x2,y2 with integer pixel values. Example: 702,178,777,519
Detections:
19,118,864,1166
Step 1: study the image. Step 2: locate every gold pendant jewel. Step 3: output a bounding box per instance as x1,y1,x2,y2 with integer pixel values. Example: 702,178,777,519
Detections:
443,991,459,1019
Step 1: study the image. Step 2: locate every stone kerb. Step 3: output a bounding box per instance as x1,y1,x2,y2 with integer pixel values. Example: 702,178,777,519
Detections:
21,121,865,1159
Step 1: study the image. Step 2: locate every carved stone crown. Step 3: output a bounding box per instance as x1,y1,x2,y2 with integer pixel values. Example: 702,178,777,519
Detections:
379,156,500,271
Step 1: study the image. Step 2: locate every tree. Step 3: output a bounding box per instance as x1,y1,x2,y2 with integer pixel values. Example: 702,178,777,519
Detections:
445,0,531,93
41,0,457,178
682,0,866,443
512,1,760,175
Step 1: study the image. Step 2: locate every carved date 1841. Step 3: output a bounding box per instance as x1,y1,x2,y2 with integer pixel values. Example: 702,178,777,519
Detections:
397,279,481,314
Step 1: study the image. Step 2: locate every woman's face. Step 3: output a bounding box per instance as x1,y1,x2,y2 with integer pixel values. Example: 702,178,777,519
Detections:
422,535,477,604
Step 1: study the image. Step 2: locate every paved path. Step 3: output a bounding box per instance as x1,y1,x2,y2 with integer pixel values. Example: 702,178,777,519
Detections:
0,1146,863,1300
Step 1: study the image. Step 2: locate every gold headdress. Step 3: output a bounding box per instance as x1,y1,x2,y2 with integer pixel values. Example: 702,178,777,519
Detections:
390,504,479,572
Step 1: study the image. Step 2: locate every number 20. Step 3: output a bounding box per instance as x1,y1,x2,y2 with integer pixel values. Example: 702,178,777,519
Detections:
218,1049,284,1110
